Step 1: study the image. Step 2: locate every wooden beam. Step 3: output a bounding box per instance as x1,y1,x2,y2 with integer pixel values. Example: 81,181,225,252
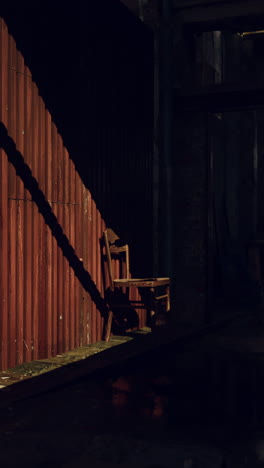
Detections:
174,0,264,28
175,84,264,112
173,0,250,8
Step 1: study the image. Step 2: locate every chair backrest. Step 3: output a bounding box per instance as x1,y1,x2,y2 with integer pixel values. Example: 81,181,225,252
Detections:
103,228,130,291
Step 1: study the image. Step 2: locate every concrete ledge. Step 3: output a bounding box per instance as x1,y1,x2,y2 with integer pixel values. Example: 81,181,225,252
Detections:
0,311,251,409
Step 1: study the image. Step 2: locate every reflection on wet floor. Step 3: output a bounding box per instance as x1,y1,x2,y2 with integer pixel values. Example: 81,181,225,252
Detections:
107,349,259,429
2,334,264,467
101,343,264,466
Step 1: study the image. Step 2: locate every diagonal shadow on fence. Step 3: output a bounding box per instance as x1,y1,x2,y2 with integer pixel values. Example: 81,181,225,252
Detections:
0,122,109,324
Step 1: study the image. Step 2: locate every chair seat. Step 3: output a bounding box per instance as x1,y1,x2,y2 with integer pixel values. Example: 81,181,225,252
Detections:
113,277,170,288
103,228,171,341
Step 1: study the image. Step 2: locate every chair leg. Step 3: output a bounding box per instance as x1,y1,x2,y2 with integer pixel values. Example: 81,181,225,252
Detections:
166,285,170,313
149,287,157,329
105,310,113,342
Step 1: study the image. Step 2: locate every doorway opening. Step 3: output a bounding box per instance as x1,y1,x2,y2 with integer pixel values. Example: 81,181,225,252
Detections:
208,109,264,317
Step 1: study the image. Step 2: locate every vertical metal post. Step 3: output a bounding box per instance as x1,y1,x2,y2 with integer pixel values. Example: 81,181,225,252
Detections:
253,110,258,235
153,31,160,275
159,0,173,277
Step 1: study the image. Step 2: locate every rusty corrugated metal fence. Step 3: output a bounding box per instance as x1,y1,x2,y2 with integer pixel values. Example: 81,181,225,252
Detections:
0,17,151,370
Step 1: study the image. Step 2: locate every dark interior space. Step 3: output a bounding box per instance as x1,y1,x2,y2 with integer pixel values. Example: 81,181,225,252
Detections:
180,27,264,90
208,110,264,315
3,1,264,466
172,17,264,324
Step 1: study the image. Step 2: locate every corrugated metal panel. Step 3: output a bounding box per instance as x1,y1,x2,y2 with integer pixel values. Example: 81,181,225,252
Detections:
0,19,8,370
0,13,153,370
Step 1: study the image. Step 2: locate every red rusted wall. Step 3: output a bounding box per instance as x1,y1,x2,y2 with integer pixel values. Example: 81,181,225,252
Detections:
0,17,149,371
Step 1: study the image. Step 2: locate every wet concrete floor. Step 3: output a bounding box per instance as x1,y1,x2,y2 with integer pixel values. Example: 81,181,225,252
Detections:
1,317,264,467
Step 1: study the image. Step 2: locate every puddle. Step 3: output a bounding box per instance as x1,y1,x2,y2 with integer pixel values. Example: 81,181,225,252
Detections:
89,343,264,466
104,348,256,425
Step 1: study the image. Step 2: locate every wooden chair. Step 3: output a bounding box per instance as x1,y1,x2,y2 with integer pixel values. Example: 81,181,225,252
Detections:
103,228,170,341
